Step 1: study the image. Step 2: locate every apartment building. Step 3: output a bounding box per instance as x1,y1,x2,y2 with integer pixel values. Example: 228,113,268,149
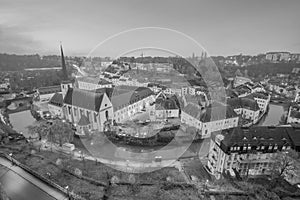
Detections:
207,126,297,179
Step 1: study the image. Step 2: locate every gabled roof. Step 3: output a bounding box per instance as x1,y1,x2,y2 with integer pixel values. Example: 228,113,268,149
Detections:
63,88,105,112
182,103,203,119
200,102,238,122
78,115,90,126
48,93,63,107
111,86,154,111
246,92,269,100
227,97,260,111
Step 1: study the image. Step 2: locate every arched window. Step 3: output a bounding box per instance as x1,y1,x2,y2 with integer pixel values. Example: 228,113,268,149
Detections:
105,110,109,119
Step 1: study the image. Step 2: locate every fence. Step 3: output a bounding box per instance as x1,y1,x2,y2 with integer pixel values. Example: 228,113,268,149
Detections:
0,152,85,200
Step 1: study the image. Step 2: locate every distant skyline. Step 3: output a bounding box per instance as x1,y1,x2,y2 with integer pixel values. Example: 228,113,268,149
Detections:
0,0,300,57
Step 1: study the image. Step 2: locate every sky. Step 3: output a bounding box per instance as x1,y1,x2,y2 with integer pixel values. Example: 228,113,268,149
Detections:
0,0,300,57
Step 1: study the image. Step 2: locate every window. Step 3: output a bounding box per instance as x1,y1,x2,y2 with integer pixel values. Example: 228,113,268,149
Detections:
268,145,272,150
94,113,97,123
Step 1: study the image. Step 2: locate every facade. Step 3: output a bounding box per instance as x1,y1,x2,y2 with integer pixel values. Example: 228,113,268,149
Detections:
154,95,180,120
112,86,155,123
207,127,294,179
266,52,290,62
290,54,300,63
181,102,239,138
63,88,113,131
245,92,270,113
227,97,260,124
77,76,112,91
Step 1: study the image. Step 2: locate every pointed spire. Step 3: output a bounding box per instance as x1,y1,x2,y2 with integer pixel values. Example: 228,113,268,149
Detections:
60,42,68,80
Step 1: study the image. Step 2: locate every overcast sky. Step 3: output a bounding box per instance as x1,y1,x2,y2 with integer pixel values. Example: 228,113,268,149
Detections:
0,0,299,57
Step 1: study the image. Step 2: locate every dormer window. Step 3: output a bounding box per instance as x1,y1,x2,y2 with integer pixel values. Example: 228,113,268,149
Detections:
268,145,272,150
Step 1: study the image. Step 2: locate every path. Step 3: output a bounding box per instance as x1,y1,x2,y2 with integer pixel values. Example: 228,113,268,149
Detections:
0,157,68,200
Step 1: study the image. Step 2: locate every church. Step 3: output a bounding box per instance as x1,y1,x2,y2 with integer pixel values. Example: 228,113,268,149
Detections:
49,44,155,133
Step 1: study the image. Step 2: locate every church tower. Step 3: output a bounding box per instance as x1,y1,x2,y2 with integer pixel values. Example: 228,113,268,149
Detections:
60,43,72,99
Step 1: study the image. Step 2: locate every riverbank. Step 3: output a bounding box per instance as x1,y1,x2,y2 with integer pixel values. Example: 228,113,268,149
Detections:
0,156,67,200
257,103,285,126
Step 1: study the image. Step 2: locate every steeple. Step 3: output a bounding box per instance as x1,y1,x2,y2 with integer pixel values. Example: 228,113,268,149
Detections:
60,43,72,100
60,43,68,81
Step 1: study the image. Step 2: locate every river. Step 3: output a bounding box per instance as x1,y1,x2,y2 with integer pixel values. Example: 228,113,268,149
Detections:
257,103,285,126
9,110,37,138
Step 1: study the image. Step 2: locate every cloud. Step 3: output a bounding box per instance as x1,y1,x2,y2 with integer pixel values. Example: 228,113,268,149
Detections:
0,24,42,54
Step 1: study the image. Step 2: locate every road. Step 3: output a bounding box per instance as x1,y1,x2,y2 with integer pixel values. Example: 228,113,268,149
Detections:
0,157,68,200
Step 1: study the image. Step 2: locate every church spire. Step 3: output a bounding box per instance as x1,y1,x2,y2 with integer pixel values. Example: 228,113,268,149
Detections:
60,42,68,80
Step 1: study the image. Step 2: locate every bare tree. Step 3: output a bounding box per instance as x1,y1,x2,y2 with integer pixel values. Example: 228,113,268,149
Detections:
27,119,74,149
270,149,299,185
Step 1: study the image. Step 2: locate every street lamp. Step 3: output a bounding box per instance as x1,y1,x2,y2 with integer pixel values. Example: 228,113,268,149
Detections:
8,153,13,165
65,185,70,199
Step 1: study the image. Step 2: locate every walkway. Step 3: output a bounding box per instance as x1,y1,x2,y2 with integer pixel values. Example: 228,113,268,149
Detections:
0,157,68,200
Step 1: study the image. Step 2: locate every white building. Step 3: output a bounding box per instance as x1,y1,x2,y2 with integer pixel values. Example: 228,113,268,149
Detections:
207,127,293,179
266,52,290,62
154,93,180,120
227,97,260,124
181,102,239,138
112,86,155,123
77,76,112,91
245,92,270,113
63,88,113,131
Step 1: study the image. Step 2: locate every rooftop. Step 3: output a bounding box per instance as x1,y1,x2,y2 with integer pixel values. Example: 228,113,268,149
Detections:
63,88,105,112
77,76,112,85
38,85,61,95
227,97,260,111
218,126,297,153
48,93,63,107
